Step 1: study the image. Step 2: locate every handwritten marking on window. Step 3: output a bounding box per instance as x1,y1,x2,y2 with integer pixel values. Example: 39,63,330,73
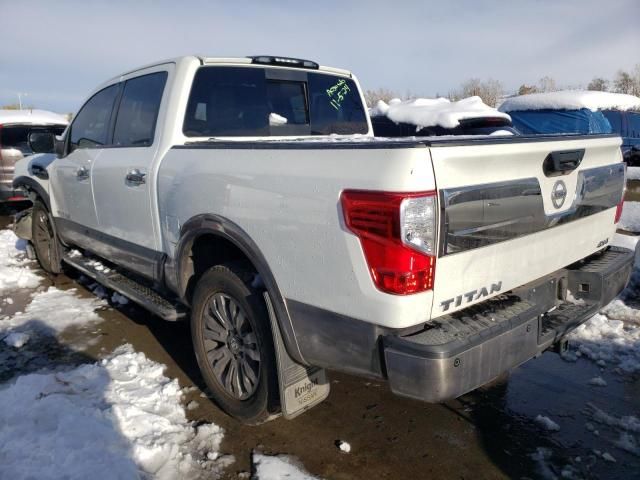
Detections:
326,79,351,110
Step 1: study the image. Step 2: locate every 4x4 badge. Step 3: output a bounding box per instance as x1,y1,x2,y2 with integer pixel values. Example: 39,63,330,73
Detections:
551,180,567,209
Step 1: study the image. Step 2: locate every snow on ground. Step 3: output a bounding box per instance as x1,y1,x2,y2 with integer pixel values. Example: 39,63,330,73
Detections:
253,453,320,480
0,286,104,335
619,202,640,233
370,96,511,129
564,313,640,373
0,229,238,479
499,91,640,113
0,344,231,480
0,230,42,292
628,167,640,181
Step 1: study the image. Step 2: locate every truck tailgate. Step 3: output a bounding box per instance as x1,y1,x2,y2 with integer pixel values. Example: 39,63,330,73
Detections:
429,135,624,319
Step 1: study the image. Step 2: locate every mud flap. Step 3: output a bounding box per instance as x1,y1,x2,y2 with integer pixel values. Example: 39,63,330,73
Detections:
263,292,330,419
13,208,32,241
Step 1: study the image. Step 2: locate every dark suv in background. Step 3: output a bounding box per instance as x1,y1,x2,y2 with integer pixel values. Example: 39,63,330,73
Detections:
0,110,67,202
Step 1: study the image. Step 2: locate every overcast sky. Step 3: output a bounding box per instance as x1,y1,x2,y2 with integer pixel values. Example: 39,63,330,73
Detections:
1,0,638,113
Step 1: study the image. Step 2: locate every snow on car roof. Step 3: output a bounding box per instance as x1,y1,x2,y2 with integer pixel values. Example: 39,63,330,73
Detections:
0,109,68,126
370,96,511,129
499,90,640,113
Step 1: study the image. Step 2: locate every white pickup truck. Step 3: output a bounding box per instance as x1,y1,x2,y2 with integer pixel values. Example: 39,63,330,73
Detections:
13,55,635,424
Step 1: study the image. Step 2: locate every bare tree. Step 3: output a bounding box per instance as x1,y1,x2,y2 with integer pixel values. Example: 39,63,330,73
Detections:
613,70,635,95
631,64,640,97
537,76,557,93
518,84,538,95
587,77,609,91
363,88,398,107
450,78,504,107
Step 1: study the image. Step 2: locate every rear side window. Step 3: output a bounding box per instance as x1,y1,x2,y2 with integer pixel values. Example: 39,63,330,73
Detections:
70,84,119,149
113,72,168,147
183,66,367,137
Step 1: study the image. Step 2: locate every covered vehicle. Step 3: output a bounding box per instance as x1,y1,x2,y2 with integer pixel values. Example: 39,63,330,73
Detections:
0,109,68,202
499,91,640,165
370,96,517,137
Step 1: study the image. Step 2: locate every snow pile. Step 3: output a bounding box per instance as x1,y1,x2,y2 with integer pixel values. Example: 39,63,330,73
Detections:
2,331,30,348
0,287,104,335
566,313,640,372
499,91,640,113
535,415,561,432
588,376,607,387
0,230,42,292
601,299,640,325
370,96,511,129
252,453,319,480
0,109,68,125
0,344,230,480
619,202,640,233
336,440,351,453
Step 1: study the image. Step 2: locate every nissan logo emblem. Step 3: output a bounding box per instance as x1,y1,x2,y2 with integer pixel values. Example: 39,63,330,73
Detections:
551,180,567,209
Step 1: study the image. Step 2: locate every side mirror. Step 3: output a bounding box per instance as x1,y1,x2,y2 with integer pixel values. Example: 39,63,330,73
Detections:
55,136,66,157
28,131,55,154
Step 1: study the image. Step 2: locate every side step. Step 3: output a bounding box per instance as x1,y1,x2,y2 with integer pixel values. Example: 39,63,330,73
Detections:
62,253,186,321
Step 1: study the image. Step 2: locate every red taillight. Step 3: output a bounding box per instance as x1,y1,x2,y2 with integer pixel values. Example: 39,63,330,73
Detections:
615,200,624,224
341,190,436,295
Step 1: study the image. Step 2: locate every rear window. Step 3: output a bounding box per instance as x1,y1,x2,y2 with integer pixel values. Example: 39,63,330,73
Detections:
0,125,66,155
183,66,367,137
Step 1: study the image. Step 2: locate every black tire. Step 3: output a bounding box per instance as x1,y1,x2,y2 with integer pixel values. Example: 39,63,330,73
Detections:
31,200,62,274
191,263,279,424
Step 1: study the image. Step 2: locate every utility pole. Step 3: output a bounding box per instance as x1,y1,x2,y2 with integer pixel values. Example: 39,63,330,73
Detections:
17,92,27,110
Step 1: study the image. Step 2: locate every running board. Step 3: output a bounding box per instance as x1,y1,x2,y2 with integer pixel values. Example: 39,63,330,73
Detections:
264,292,330,419
62,253,186,321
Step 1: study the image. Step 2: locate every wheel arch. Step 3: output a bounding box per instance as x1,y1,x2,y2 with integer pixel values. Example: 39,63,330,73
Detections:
13,176,51,211
173,213,305,364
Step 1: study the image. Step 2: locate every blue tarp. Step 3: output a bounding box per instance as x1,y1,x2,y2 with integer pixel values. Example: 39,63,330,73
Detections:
508,108,613,135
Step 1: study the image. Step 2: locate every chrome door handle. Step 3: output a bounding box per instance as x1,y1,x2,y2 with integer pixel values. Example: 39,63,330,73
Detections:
76,167,89,180
125,169,146,185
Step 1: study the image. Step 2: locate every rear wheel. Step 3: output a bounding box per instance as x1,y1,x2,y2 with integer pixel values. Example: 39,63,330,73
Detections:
31,200,62,274
191,263,279,424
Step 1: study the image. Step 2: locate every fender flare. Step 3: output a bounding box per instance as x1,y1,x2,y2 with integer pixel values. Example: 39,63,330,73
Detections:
13,176,51,211
173,214,306,365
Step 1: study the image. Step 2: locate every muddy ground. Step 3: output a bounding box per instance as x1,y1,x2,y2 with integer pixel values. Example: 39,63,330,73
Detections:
1,203,639,480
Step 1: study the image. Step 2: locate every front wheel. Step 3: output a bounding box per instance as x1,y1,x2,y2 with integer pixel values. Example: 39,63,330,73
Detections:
190,263,279,424
31,200,62,274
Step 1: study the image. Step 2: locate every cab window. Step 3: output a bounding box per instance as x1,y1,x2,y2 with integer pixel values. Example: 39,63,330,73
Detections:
113,72,168,147
69,84,119,150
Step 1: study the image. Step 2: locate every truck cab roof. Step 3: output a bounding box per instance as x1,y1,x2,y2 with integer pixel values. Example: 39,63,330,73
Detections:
109,55,352,84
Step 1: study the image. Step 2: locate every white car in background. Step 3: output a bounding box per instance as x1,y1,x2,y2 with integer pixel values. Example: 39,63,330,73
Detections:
0,109,68,203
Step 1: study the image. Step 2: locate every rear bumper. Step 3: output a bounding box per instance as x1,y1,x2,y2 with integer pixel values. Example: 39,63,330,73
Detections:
0,183,27,203
383,246,636,403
